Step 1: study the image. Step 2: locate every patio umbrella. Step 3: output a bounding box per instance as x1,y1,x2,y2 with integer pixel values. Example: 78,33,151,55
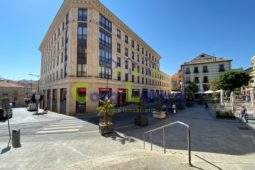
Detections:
204,90,214,94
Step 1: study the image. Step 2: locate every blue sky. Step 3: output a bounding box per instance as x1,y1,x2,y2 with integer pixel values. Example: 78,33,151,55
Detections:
0,0,255,80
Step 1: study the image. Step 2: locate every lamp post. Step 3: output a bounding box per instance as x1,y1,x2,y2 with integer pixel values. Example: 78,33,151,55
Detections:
29,74,40,113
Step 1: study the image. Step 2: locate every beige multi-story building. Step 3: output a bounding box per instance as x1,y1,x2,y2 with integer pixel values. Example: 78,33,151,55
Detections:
0,80,30,107
181,54,232,92
39,0,171,114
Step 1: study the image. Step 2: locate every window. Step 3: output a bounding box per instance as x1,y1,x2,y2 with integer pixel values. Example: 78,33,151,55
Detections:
194,77,199,83
99,31,112,48
132,63,135,71
131,40,135,48
125,73,128,81
99,14,112,32
132,51,135,60
137,44,140,51
78,9,87,21
137,76,140,84
117,29,121,39
78,26,87,40
117,57,121,67
142,67,144,74
194,67,199,73
203,76,209,83
99,65,112,79
137,66,140,73
142,77,144,84
185,77,191,84
117,43,121,53
203,66,208,73
125,60,128,69
142,48,144,54
137,55,140,62
203,84,209,91
77,64,87,77
125,35,128,44
125,48,128,57
185,68,190,74
142,57,144,64
117,71,121,81
132,75,135,82
219,64,225,72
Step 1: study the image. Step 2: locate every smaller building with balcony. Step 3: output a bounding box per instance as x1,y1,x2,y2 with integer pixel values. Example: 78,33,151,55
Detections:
181,54,232,92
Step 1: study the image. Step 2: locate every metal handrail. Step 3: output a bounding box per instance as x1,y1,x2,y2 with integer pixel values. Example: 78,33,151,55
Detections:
143,121,191,166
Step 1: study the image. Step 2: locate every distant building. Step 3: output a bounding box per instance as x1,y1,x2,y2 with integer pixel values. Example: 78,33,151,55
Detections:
171,70,182,91
0,80,30,107
181,54,232,92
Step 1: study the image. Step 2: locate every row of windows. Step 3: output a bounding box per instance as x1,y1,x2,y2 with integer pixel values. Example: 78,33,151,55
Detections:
185,64,226,74
99,65,112,79
99,14,112,33
186,76,209,84
116,29,159,64
99,31,112,48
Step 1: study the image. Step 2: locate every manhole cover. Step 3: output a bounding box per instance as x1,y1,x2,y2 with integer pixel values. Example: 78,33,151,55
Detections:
238,126,250,130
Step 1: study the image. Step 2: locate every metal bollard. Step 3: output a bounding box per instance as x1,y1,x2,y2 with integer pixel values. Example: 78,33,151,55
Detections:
12,129,21,148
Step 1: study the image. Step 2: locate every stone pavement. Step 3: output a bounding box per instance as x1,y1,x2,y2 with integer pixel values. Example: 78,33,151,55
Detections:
0,105,255,170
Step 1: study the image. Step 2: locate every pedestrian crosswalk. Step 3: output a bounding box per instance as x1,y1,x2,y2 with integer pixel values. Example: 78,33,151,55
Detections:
36,119,85,135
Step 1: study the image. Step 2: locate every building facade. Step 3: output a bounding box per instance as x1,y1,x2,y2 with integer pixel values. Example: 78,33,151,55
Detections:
0,80,30,107
181,54,232,92
39,0,171,114
171,70,182,91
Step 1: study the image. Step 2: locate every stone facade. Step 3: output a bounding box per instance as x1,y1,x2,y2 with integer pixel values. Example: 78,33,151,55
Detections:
181,54,232,92
39,0,171,114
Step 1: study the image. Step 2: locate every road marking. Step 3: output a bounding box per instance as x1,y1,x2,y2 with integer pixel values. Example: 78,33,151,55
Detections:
42,126,83,130
50,123,84,126
36,129,79,134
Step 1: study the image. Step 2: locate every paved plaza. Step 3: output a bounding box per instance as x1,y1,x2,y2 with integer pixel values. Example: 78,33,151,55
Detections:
0,106,255,170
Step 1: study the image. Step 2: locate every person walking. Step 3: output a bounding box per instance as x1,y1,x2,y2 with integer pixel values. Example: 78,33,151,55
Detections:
239,105,247,122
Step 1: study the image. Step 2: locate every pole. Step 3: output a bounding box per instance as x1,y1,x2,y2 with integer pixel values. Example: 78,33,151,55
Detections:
188,127,191,166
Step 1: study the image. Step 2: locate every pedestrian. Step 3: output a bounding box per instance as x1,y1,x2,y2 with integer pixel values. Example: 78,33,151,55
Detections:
239,105,247,122
172,104,176,114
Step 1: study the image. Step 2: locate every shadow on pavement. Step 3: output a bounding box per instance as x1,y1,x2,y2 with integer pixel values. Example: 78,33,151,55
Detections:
1,138,11,155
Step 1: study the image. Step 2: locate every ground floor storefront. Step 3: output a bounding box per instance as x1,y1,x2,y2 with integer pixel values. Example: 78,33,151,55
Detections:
40,78,171,114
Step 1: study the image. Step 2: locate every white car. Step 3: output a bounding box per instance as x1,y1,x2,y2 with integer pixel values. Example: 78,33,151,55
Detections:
27,103,38,111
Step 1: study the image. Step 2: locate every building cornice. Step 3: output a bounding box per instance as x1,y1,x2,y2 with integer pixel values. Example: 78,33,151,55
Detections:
181,60,232,68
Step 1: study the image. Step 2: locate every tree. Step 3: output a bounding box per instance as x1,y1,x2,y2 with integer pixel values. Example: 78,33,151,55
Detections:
210,79,220,91
218,71,251,91
185,82,199,100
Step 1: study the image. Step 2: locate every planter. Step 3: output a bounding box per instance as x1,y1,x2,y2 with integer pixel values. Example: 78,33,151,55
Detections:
134,115,148,126
99,123,113,136
152,111,166,120
216,111,236,119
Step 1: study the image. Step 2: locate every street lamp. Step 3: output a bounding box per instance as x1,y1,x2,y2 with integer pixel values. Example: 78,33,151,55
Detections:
29,74,40,114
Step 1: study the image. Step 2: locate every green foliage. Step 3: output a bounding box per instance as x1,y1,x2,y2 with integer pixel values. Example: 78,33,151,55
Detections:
97,97,115,125
209,79,220,91
185,82,199,100
218,71,251,91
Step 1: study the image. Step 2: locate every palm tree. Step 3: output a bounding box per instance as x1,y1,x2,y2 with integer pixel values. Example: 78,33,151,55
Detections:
97,97,115,135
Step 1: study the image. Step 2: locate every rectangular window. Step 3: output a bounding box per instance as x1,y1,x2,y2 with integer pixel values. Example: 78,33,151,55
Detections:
185,68,190,74
117,71,121,81
194,67,199,73
99,14,112,32
132,63,135,71
219,64,225,72
117,57,121,67
125,48,128,57
125,35,128,44
137,44,140,51
142,48,144,54
194,77,199,83
125,73,128,81
117,29,121,39
142,77,144,84
137,76,140,84
132,75,135,82
137,55,140,62
78,26,87,40
132,51,135,60
203,76,209,83
77,64,87,77
203,66,208,73
78,9,87,21
125,60,128,69
131,40,135,48
117,43,121,53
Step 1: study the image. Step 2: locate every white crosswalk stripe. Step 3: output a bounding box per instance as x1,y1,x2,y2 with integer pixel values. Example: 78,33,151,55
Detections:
36,119,85,135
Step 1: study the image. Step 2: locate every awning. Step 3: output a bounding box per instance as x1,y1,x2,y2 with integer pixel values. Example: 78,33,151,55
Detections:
99,88,112,92
77,88,86,93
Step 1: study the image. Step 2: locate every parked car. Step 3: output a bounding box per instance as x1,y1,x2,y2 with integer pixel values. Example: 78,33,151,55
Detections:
27,103,37,112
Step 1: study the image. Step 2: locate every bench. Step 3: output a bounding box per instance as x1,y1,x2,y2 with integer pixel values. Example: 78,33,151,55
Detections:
245,114,255,123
